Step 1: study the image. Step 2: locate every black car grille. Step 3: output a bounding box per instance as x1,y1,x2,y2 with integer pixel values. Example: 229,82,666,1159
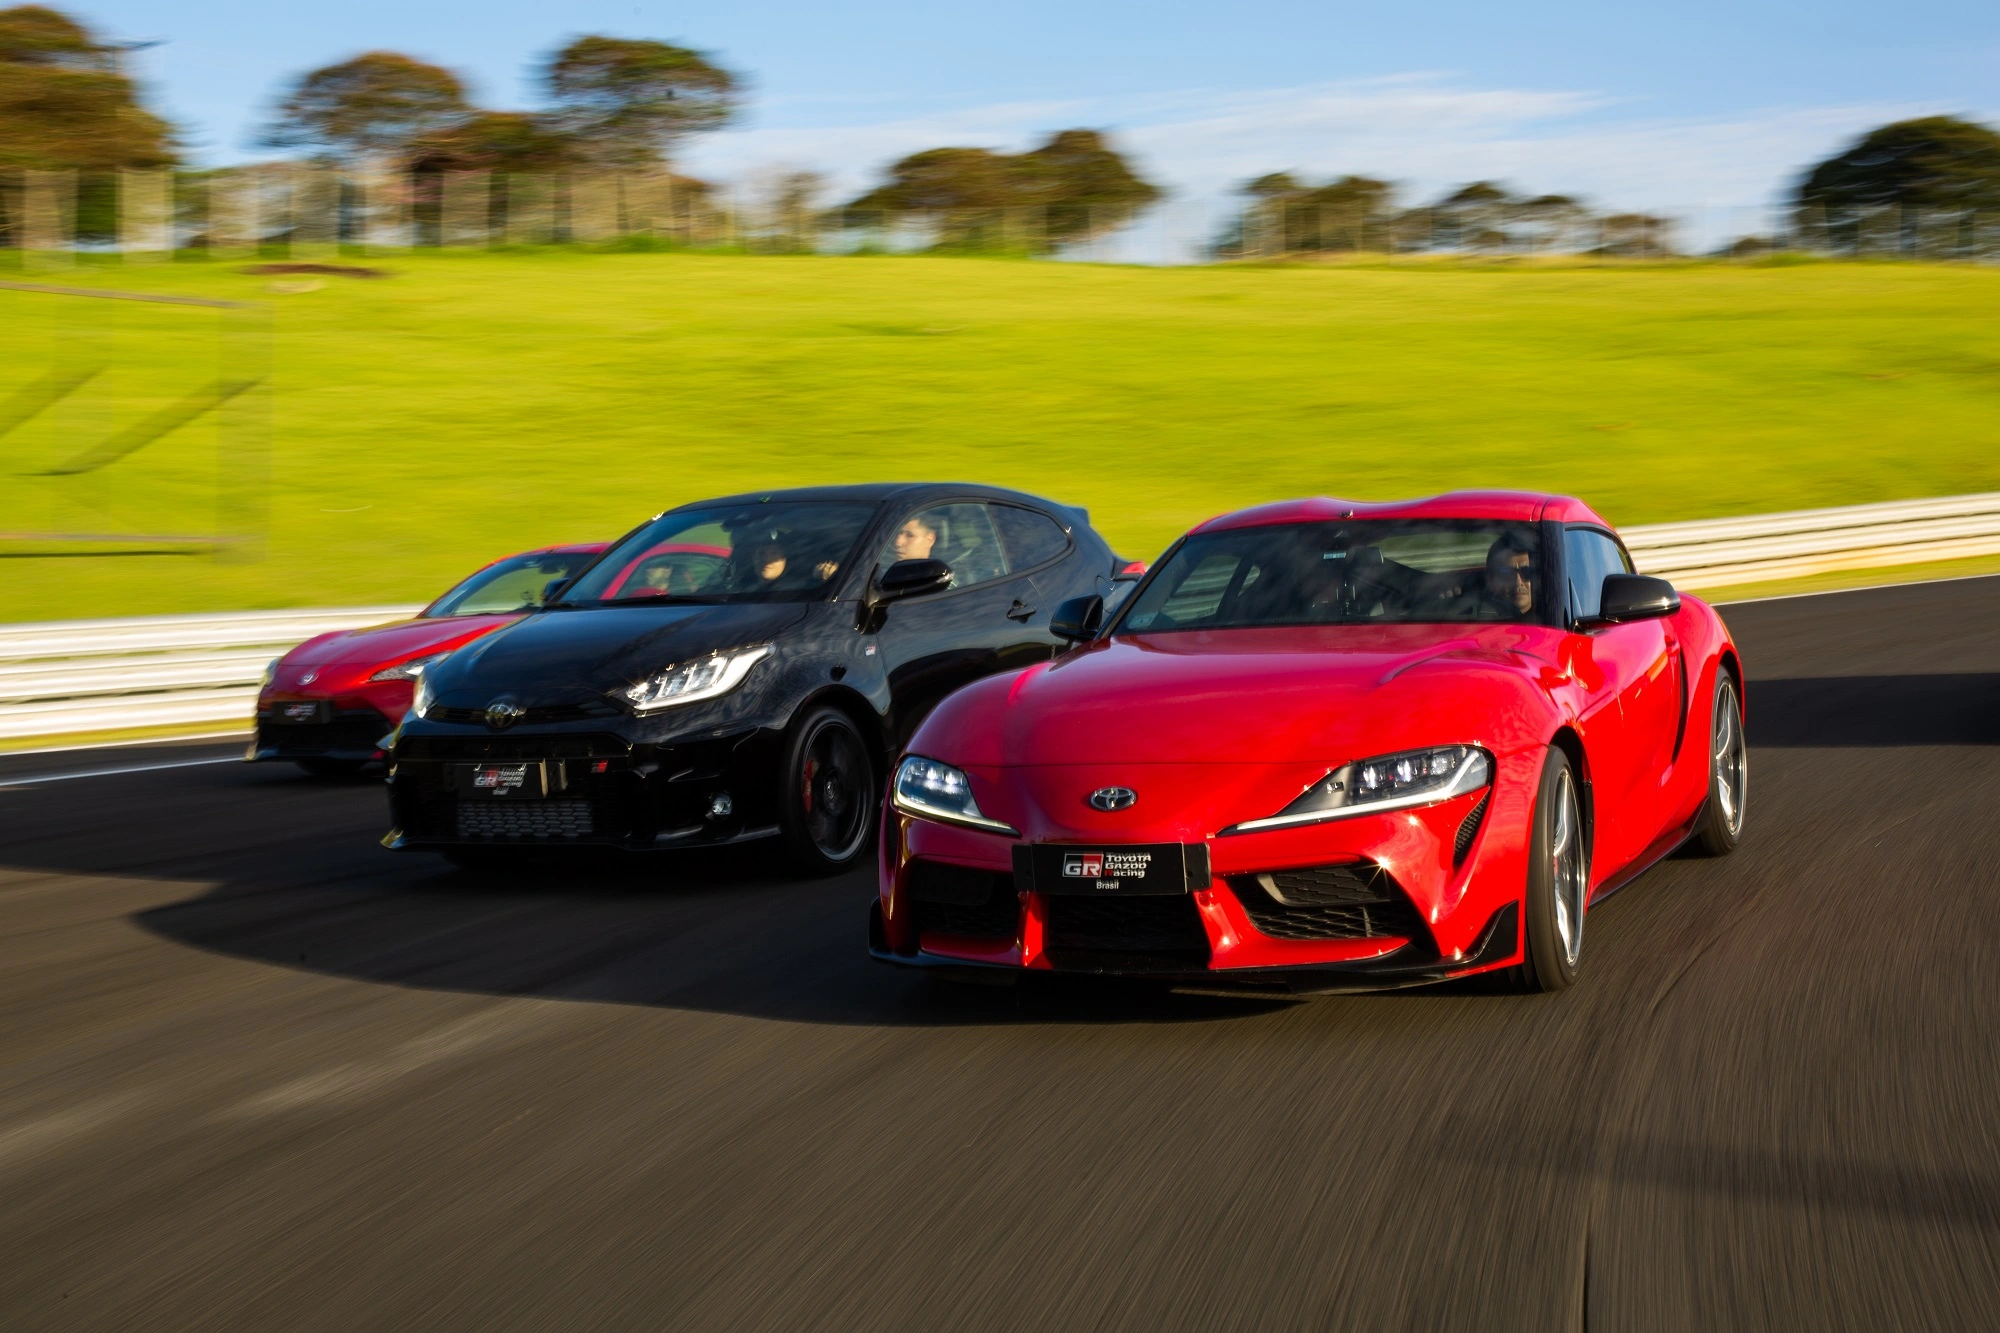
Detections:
397,733,632,762
454,800,596,840
1041,895,1211,972
426,700,622,727
907,859,1019,942
258,708,390,756
1227,863,1428,943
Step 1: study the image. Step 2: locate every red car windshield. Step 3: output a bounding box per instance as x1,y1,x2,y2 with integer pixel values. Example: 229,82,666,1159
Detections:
1115,520,1551,631
424,550,603,618
558,503,875,605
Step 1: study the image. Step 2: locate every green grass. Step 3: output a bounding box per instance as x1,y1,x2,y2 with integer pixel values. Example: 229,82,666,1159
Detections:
4,251,1999,623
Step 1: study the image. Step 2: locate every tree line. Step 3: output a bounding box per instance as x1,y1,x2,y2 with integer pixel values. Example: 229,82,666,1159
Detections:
5,2,2000,256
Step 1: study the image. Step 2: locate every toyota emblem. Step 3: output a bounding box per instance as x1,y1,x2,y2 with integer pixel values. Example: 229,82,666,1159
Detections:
1088,787,1137,812
483,698,526,730
299,670,317,685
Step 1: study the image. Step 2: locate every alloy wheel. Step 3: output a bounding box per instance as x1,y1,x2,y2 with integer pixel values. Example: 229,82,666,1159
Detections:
799,716,871,862
1550,768,1587,968
1713,679,1747,838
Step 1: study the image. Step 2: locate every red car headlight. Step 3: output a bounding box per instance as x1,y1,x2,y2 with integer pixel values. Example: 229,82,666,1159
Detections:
891,755,1018,836
1226,745,1492,834
370,650,454,683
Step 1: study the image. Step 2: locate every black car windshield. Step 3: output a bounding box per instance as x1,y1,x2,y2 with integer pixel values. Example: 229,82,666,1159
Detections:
423,549,601,617
557,502,876,605
1114,520,1549,632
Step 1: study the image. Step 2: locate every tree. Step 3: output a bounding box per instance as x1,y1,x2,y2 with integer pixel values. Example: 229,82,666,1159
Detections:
404,111,580,175
259,51,469,162
1223,172,1393,255
846,147,1019,214
541,36,739,167
844,129,1159,249
1795,116,2000,229
0,4,174,170
1015,129,1160,241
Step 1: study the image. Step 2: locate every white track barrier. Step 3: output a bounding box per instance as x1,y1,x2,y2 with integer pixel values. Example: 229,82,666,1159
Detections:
0,607,419,742
1621,491,2000,587
4,490,2000,747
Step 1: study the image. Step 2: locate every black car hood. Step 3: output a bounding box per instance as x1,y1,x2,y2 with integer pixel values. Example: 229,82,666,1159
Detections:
424,601,813,710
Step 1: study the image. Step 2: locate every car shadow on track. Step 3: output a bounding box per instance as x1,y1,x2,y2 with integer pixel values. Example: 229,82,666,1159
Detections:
126,848,1309,1027
1749,674,2000,747
10,755,1539,1029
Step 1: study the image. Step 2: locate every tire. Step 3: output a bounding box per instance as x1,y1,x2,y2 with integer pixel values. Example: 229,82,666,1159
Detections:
1688,669,1747,857
777,705,878,876
1517,746,1589,994
295,758,366,778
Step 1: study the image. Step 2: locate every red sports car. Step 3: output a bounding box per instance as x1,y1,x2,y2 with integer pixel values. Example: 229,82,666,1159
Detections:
872,492,1746,993
251,544,606,774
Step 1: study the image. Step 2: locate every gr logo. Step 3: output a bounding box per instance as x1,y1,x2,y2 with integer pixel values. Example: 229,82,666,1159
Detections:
1062,853,1104,878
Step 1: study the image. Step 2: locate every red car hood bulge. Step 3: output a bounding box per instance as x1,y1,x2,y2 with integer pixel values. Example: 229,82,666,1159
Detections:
918,624,1562,768
285,615,517,668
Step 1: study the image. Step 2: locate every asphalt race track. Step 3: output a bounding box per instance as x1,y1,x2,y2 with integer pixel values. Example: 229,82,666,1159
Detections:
3,578,1998,1332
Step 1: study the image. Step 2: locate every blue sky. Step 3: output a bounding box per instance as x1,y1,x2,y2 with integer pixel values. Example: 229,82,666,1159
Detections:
79,0,2000,216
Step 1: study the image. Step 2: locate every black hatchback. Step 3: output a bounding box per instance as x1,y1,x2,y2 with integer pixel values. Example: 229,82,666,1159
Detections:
384,483,1123,872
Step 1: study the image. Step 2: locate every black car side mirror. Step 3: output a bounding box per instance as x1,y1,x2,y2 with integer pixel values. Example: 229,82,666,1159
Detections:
871,558,953,604
1597,573,1680,623
1050,594,1104,642
539,577,570,606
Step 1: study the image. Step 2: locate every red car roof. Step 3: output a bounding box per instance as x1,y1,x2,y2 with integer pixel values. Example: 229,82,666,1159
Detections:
1192,490,1613,534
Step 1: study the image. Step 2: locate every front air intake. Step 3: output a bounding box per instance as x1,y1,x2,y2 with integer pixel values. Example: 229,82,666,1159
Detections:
1227,863,1429,943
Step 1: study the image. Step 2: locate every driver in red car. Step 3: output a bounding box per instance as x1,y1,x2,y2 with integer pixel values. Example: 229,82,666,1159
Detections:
1476,531,1538,618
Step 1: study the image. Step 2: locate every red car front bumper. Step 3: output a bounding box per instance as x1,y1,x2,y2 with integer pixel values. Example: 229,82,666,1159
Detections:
871,766,1535,990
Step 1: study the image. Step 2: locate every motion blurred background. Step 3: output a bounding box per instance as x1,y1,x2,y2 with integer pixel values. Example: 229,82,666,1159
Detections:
3,0,1998,626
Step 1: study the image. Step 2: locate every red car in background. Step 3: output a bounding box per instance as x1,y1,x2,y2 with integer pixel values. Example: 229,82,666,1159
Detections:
250,544,606,775
874,492,1746,994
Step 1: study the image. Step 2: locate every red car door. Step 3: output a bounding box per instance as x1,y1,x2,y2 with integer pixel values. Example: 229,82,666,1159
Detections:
1561,527,1680,883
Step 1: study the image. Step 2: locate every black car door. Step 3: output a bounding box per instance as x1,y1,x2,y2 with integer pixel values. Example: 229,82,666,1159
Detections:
868,500,1040,742
988,501,1086,673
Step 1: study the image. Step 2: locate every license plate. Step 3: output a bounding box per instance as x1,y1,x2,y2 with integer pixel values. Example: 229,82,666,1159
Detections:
1013,842,1211,895
278,700,328,724
456,761,548,798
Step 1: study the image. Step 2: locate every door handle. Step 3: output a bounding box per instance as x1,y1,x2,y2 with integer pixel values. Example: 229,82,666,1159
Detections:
1006,600,1036,622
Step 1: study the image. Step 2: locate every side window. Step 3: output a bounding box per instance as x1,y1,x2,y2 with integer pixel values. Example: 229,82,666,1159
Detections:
991,504,1071,571
878,503,1011,588
1144,552,1242,625
1564,528,1628,622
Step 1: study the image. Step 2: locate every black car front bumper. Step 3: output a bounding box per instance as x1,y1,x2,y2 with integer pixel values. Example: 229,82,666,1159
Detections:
383,725,785,851
249,707,396,763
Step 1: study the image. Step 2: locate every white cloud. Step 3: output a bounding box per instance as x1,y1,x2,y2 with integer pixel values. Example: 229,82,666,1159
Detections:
682,73,1971,222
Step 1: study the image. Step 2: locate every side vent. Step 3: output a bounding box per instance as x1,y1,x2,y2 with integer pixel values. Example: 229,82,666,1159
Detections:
1453,792,1490,868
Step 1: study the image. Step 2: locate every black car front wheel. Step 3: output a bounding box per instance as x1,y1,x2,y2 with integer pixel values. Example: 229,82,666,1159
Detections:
778,705,877,875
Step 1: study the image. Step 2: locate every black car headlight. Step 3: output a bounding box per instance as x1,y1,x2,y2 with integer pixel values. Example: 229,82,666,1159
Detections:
892,755,1019,836
412,671,439,719
623,644,772,714
1228,745,1492,834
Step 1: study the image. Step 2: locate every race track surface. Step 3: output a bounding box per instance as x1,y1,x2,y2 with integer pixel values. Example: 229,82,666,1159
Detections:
2,578,1997,1331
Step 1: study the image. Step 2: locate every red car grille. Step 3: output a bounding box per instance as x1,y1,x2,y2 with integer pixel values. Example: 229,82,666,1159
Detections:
1041,895,1211,971
906,859,1019,942
1227,863,1428,943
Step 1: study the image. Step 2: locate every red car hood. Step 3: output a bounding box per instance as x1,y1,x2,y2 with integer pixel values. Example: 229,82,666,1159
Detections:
917,623,1563,768
285,615,518,669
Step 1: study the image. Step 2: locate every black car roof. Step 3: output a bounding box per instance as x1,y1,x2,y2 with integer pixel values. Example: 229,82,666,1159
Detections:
668,482,1081,518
